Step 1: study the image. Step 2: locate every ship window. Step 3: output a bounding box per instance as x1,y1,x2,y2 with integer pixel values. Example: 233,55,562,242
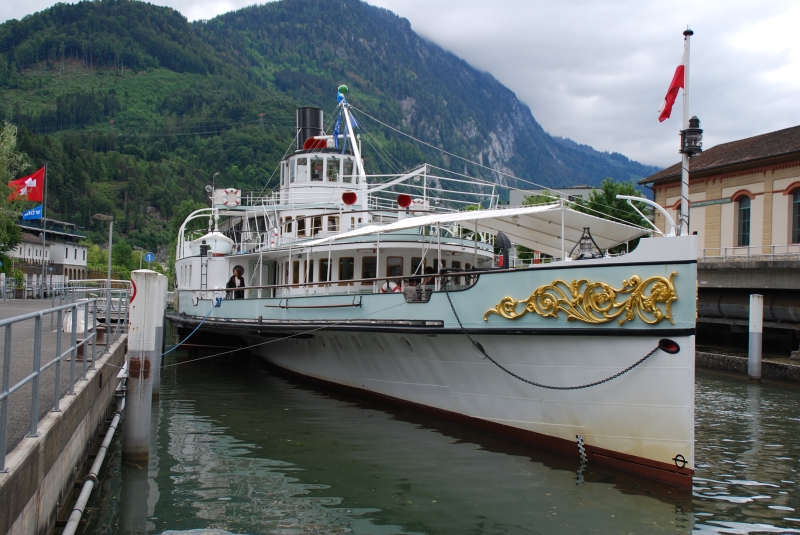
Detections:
311,216,323,236
343,158,353,183
326,158,340,182
305,260,314,283
339,257,354,280
465,263,471,270
451,261,461,269
296,158,308,182
737,196,751,247
793,190,800,243
319,259,330,282
74,249,77,260
83,250,86,260
296,217,306,237
290,160,296,183
411,257,424,276
292,261,300,284
350,217,355,230
362,257,377,283
327,216,339,232
310,157,323,181
386,257,403,277
284,217,293,233
433,259,445,271
284,262,289,284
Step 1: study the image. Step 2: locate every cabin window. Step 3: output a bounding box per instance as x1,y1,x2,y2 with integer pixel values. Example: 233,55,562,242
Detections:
328,216,339,232
350,217,355,229
296,158,308,182
319,259,330,282
296,217,306,237
387,257,403,277
284,217,293,233
326,158,340,182
411,257,424,276
310,157,323,181
737,196,751,247
290,160,296,183
311,216,323,236
343,158,354,183
451,261,461,269
305,260,314,283
465,263,471,270
362,257,377,283
793,190,800,243
284,262,289,284
339,257,354,280
433,259,445,271
292,261,300,284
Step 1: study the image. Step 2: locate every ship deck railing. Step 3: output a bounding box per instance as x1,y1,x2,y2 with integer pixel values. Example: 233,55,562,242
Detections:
181,270,487,303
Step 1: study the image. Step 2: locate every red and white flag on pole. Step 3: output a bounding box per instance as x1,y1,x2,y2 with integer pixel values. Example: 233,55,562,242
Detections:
658,49,686,122
8,167,45,201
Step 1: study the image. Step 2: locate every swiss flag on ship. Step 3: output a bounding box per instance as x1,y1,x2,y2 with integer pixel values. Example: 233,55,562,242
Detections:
8,167,44,201
658,49,686,122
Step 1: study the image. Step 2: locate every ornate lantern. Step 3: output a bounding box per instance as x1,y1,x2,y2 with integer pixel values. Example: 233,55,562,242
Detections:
680,116,703,156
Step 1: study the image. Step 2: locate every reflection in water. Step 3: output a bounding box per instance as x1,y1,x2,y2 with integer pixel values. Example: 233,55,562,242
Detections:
694,371,800,533
82,354,800,535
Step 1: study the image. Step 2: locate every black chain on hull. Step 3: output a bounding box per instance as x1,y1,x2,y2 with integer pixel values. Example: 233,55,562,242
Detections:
443,288,661,390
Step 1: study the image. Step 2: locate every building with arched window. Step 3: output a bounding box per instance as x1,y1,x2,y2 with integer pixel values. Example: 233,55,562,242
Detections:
640,125,800,256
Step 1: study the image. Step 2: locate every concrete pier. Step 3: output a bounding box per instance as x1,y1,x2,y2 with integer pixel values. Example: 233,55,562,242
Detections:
123,270,167,461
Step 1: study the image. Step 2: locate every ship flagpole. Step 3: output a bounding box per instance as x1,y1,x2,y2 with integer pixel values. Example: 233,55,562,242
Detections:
679,29,693,236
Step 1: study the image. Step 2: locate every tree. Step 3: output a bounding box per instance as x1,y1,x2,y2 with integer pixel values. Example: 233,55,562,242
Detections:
576,178,650,253
0,122,27,255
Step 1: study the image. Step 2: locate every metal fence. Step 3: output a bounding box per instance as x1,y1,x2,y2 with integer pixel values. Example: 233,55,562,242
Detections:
0,289,130,472
701,244,800,261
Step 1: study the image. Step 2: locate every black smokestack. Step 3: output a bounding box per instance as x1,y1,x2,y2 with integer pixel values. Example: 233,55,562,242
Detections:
296,107,324,150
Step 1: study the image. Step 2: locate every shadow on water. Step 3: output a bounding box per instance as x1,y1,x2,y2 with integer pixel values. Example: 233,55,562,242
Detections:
79,336,800,535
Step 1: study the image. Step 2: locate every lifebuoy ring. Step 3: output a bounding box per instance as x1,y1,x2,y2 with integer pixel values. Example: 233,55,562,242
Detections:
381,281,401,293
223,188,240,206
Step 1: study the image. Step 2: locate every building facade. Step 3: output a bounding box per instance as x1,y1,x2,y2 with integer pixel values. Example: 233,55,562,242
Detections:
509,185,594,207
7,218,88,280
640,125,800,256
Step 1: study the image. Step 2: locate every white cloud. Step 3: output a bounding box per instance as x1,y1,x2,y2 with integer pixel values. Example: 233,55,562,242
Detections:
2,0,799,167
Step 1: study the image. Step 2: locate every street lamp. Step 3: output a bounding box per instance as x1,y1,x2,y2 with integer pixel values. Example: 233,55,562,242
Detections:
133,246,144,270
93,214,114,290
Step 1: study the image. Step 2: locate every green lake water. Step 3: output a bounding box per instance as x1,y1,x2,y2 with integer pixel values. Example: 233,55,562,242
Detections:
79,348,800,535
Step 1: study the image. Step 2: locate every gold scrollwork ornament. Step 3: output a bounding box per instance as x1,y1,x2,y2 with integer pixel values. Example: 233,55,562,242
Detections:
483,272,677,326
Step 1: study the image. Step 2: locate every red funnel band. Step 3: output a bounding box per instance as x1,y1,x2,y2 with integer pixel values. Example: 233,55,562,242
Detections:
397,194,412,208
342,191,357,205
303,138,327,150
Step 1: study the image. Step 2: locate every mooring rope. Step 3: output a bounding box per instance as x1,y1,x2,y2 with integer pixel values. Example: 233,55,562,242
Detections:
160,305,215,357
442,287,661,390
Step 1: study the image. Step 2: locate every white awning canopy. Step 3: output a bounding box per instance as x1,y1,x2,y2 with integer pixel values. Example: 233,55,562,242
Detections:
302,202,649,258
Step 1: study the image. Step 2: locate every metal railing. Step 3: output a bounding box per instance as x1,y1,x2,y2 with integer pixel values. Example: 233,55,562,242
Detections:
701,244,800,261
1,280,72,301
0,293,130,472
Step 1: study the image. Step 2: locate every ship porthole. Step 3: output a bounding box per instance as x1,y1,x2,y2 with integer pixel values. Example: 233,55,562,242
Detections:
401,337,413,352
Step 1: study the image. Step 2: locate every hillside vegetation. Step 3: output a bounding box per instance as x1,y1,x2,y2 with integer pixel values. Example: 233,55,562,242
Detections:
0,0,658,252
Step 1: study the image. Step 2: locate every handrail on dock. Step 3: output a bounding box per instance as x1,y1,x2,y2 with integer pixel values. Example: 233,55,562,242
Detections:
0,293,130,472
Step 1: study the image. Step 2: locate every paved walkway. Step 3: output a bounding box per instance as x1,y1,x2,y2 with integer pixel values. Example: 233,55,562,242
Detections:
0,299,106,456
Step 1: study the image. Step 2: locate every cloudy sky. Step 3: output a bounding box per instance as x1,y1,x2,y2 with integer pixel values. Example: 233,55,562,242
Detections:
3,0,799,167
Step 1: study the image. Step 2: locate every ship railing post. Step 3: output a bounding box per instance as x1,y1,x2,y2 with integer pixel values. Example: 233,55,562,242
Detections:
748,294,763,383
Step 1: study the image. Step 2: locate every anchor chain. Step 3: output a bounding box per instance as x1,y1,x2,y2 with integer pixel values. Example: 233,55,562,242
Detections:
443,287,662,390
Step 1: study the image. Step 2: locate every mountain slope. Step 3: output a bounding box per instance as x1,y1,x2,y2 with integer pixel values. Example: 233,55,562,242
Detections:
0,0,657,249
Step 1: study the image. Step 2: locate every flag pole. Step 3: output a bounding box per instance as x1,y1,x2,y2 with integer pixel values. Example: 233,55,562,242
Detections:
680,29,693,236
40,163,47,299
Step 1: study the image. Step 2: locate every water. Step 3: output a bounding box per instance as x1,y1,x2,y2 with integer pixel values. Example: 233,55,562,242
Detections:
80,352,800,535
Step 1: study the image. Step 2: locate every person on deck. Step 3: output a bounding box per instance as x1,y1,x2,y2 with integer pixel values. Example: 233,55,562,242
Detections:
226,266,246,299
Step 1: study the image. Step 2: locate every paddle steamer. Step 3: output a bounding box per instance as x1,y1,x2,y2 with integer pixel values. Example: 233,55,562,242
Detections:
169,87,697,488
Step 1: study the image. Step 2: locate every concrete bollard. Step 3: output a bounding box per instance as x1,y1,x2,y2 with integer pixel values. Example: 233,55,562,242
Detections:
748,294,763,383
123,270,167,461
151,279,168,401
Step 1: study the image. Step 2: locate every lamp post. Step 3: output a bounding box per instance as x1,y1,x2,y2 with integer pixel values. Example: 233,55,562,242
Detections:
133,246,143,270
93,214,114,286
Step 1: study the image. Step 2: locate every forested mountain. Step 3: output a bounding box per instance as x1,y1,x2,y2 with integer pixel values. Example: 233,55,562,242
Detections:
0,0,658,250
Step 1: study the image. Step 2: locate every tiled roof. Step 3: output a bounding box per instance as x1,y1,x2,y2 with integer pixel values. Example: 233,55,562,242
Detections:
640,125,800,184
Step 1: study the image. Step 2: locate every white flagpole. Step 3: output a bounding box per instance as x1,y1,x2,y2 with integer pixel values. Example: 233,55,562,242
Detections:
680,29,693,236
40,164,47,299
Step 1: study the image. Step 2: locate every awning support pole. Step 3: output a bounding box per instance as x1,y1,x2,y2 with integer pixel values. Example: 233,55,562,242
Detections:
561,199,565,261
